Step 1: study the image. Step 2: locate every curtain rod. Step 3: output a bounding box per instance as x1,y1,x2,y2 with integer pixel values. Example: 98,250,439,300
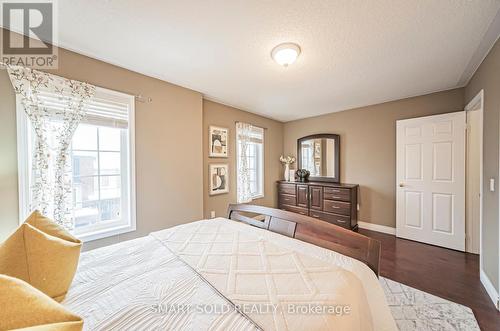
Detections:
235,121,268,130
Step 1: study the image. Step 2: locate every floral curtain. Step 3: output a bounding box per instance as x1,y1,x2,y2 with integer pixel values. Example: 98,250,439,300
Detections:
6,65,96,230
236,122,253,204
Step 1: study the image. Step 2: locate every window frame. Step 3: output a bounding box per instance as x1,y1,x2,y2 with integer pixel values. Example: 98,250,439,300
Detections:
16,86,136,242
236,125,264,200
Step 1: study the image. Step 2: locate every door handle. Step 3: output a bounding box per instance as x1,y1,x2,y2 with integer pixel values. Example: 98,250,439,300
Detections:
399,183,405,188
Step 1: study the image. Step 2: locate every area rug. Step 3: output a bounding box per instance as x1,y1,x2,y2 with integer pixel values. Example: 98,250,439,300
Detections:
380,277,480,331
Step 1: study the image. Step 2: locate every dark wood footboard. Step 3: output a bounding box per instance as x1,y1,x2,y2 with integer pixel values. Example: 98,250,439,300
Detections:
228,204,381,276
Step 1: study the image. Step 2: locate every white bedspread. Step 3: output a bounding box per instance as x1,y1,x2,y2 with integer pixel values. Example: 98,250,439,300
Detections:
152,218,397,331
63,235,259,331
63,218,396,331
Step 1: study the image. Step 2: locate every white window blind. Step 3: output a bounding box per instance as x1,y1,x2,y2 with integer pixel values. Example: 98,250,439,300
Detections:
36,88,130,128
237,126,264,144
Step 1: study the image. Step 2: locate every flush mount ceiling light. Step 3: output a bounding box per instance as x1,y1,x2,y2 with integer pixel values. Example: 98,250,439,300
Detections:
271,43,301,67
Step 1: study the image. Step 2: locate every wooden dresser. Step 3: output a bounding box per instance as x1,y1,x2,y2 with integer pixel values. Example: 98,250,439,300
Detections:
277,180,359,231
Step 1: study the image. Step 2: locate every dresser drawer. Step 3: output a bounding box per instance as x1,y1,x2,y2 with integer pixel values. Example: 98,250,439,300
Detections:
281,204,308,216
279,194,296,206
309,210,350,229
324,187,351,201
279,183,296,196
323,200,351,216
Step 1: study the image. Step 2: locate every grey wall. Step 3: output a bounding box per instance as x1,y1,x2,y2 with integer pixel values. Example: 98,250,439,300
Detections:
465,38,500,292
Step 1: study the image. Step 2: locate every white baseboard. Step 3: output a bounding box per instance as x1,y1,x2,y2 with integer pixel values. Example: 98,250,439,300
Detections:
480,269,500,311
358,221,396,235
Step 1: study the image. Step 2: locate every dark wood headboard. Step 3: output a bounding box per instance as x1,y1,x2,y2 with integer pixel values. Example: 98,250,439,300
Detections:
227,204,381,276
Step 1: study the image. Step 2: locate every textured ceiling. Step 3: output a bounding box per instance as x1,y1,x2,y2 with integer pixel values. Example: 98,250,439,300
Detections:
19,1,500,121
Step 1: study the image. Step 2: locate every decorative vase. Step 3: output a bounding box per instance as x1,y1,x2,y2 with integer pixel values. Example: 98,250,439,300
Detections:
284,164,290,181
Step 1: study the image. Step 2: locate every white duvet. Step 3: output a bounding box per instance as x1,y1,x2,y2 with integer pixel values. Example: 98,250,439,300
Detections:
63,218,396,331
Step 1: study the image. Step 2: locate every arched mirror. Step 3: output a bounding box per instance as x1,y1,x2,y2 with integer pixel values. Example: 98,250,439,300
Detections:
297,134,340,182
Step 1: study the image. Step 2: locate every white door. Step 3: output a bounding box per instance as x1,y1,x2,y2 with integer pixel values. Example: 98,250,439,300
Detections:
396,112,466,251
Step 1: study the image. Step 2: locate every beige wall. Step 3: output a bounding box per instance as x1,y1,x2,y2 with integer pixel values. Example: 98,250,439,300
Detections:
0,32,204,250
465,38,500,291
284,89,465,228
0,67,18,242
203,100,283,218
0,30,497,288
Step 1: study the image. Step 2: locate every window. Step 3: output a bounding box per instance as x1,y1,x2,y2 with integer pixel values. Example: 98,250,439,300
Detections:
17,87,136,242
301,141,314,174
236,125,264,199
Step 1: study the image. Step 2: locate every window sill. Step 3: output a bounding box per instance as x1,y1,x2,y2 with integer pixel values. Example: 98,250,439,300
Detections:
252,194,264,200
73,223,136,242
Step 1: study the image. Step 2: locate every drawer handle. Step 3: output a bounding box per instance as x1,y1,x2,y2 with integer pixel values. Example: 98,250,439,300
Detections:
336,219,347,223
332,196,342,199
331,206,340,209
312,214,320,218
331,189,340,193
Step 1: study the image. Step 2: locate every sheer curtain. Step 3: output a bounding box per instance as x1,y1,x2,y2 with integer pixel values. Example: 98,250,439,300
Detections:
7,65,95,229
236,122,253,203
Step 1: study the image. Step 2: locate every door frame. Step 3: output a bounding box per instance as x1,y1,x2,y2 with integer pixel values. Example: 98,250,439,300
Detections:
465,90,484,261
465,90,484,256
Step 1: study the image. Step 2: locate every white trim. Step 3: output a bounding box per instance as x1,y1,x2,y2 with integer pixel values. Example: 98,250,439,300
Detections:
76,88,137,242
128,91,137,239
76,223,134,243
465,89,484,255
458,10,500,86
358,221,396,235
235,123,265,201
15,84,136,242
480,269,500,311
465,90,485,113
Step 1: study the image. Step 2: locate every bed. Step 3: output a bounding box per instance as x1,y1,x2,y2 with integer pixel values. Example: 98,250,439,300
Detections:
62,204,397,331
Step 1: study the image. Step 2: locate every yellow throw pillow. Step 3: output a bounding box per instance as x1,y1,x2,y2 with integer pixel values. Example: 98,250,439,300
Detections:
0,274,83,331
0,211,82,302
25,211,81,243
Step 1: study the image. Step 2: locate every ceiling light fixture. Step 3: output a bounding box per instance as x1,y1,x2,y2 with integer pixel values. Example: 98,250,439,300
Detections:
271,43,301,67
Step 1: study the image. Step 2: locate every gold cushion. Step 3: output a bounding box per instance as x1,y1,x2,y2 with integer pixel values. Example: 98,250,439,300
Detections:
0,211,82,301
0,274,83,331
25,211,80,243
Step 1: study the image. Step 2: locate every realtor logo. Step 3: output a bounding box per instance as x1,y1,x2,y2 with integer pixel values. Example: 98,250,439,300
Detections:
1,0,58,68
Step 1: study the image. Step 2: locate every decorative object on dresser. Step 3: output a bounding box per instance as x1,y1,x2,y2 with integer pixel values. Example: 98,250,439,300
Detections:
279,155,295,181
297,133,340,183
208,126,228,157
209,164,229,195
277,181,359,231
295,169,310,182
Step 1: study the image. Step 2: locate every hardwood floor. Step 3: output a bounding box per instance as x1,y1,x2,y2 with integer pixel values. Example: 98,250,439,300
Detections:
359,229,500,331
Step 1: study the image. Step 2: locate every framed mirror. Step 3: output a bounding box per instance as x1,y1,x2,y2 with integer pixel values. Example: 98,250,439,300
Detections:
297,134,340,182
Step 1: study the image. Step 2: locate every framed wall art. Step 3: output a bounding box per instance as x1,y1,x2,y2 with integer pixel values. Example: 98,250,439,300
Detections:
209,164,229,195
209,126,228,158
